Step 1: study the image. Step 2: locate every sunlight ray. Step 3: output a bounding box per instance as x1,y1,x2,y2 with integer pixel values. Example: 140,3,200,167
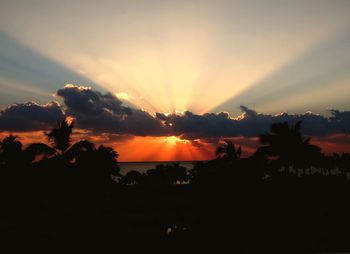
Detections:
211,27,350,115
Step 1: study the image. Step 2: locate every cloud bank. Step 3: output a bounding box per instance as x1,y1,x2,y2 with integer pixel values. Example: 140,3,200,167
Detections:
157,106,350,139
0,101,64,132
1,85,350,141
56,85,166,136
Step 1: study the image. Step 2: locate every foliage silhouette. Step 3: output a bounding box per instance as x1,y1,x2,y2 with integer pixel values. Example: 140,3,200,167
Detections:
1,120,350,253
45,120,73,154
255,121,322,175
215,139,242,160
0,135,23,165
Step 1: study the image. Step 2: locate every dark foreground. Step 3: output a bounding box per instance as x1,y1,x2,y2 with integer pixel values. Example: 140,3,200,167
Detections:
1,120,350,253
3,161,350,253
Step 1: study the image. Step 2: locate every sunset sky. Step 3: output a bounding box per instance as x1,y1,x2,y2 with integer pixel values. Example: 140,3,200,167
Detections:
0,0,350,161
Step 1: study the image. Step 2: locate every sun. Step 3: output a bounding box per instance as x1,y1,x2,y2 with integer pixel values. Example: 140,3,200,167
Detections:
164,136,189,146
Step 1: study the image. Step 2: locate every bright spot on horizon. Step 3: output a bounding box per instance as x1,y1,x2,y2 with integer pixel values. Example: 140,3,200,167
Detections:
164,136,190,146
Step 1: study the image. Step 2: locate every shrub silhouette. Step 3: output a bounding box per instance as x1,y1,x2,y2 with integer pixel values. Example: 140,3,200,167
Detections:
215,139,242,160
1,120,350,253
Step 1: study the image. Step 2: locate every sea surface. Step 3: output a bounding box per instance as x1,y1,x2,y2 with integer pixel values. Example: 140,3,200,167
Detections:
119,161,198,175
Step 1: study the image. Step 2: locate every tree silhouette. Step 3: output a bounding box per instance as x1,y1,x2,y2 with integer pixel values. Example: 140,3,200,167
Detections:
215,139,242,160
94,145,120,180
3,118,350,253
67,140,95,162
23,120,95,163
142,164,189,186
45,120,73,154
255,121,321,170
0,135,23,165
168,163,189,184
24,143,56,163
120,170,144,185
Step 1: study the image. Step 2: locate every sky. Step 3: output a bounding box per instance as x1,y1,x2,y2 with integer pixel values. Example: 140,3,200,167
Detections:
0,0,350,161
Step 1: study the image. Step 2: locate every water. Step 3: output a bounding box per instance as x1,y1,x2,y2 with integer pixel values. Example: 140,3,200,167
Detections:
119,161,198,175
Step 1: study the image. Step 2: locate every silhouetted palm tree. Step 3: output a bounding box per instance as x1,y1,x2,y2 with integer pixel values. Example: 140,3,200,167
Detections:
256,121,321,170
45,120,73,154
0,135,23,165
215,140,242,160
24,120,94,162
3,117,350,252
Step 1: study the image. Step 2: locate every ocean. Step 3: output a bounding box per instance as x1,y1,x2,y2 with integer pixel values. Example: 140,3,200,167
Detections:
119,161,198,175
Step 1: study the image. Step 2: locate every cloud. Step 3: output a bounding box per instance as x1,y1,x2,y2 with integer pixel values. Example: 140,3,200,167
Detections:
56,85,166,136
57,84,132,116
0,101,64,131
1,85,350,142
83,132,135,145
157,106,350,139
156,111,238,139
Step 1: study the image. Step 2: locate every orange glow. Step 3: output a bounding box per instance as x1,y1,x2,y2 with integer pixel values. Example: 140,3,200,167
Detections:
0,130,215,161
163,136,189,146
110,136,213,162
0,131,47,146
1,130,349,162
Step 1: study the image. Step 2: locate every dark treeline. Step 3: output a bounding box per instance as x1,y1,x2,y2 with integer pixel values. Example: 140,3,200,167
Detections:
1,120,350,253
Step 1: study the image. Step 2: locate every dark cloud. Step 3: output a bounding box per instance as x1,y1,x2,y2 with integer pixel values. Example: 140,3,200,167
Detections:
0,101,64,131
57,85,131,116
234,106,333,137
1,85,350,140
156,110,237,139
157,106,350,139
86,133,135,144
103,134,134,143
122,109,167,136
329,109,350,134
56,85,166,136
